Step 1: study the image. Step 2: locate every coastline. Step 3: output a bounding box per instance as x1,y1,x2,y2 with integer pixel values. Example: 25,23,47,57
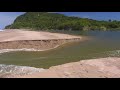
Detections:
4,57,120,78
0,38,82,54
0,29,97,78
0,29,83,54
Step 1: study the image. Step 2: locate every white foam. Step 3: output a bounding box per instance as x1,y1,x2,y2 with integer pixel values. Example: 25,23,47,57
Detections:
0,64,45,76
106,50,120,57
0,29,3,31
0,45,60,54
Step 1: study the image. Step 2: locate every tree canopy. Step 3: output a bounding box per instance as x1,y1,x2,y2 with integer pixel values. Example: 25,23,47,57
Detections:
5,12,120,31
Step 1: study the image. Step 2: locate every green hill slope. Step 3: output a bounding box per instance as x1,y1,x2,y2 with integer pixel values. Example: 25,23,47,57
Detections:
5,12,120,31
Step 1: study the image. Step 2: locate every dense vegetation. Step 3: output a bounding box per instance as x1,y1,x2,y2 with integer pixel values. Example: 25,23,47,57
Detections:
5,12,120,31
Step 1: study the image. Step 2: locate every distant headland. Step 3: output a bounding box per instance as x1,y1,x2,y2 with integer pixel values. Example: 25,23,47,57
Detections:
5,12,120,31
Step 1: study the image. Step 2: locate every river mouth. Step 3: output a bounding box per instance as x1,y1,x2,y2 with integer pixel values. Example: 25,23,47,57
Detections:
0,31,120,72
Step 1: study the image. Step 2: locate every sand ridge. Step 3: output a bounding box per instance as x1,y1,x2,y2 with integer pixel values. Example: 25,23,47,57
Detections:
0,29,83,52
0,29,81,42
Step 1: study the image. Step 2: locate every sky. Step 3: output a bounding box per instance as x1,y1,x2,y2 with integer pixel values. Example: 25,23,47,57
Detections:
1,12,120,30
0,12,25,30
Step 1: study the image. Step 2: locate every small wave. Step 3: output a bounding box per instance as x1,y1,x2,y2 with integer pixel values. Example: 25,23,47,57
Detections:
0,64,45,78
106,50,120,57
0,48,43,54
0,45,60,54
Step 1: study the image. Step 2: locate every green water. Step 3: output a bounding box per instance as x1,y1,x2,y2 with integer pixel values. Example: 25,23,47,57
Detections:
0,31,120,69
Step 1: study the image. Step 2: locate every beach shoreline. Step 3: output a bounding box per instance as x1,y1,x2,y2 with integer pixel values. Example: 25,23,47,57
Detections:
0,29,83,54
3,57,120,78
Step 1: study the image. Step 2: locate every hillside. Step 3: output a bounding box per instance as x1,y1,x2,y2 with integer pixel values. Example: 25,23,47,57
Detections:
5,12,120,31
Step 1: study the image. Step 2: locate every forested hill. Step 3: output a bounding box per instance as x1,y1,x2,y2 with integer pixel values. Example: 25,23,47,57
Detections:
5,12,120,31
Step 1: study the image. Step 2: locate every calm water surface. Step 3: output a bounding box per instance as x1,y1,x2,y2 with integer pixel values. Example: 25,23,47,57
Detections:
0,31,120,68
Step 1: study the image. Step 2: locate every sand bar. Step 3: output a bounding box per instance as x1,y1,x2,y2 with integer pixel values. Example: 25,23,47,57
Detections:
0,29,83,53
0,29,81,42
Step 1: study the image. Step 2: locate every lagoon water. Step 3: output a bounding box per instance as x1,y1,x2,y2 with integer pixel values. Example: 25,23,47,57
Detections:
0,31,120,76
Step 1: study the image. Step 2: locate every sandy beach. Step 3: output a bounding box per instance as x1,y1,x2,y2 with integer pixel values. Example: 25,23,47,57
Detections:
0,29,81,42
0,29,82,53
7,57,120,78
1,29,120,78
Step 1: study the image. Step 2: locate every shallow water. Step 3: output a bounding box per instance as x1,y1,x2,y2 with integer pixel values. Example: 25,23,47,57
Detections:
0,31,120,70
